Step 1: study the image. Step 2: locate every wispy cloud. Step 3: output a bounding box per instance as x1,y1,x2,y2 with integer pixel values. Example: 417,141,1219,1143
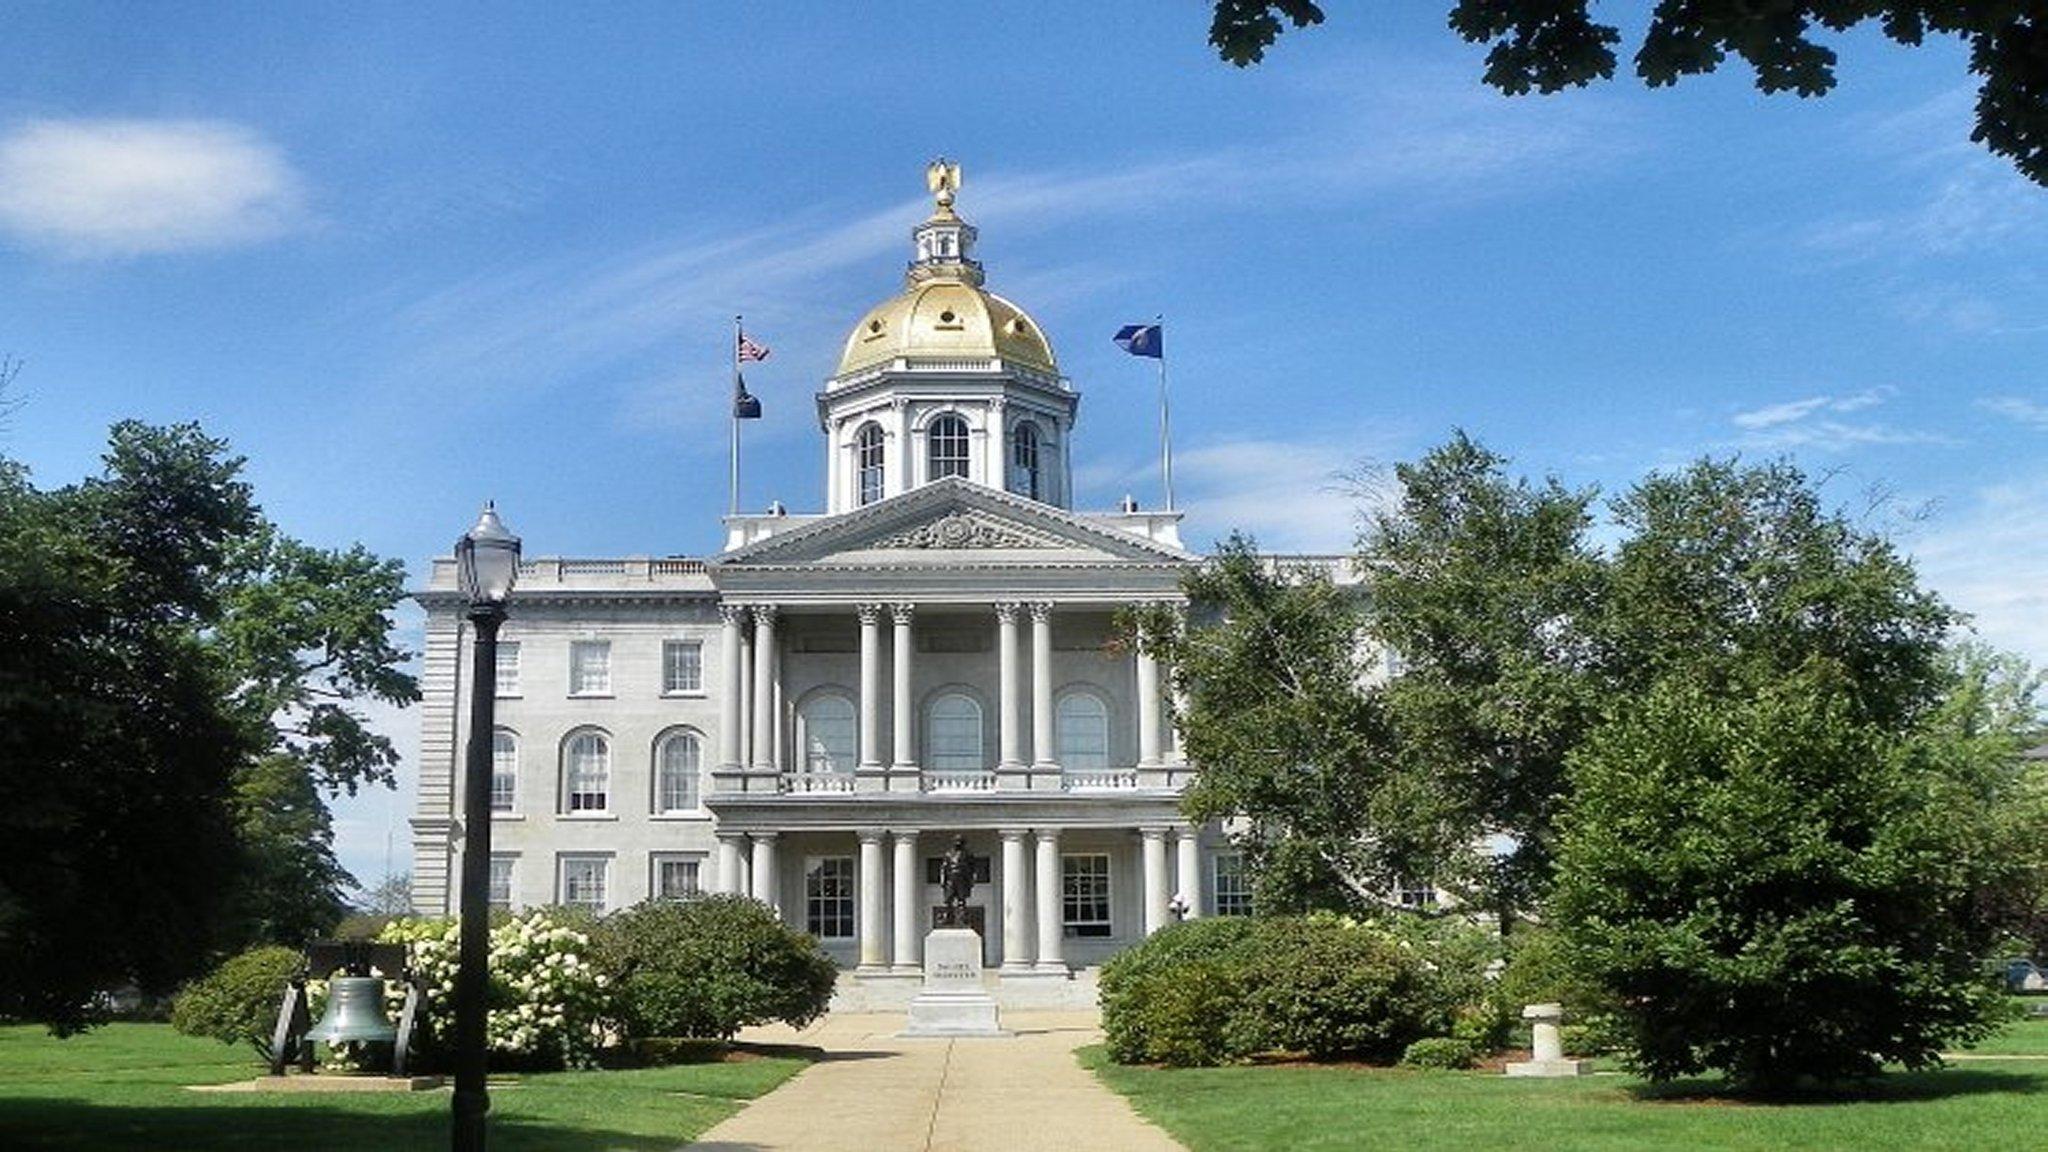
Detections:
1726,387,1951,451
0,118,304,257
1911,476,2048,668
1979,395,2048,430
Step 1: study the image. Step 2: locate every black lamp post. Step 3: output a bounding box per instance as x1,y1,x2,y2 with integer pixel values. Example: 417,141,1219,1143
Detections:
451,502,519,1152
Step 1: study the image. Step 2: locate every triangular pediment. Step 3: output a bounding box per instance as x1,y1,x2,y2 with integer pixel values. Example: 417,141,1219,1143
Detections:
713,477,1193,569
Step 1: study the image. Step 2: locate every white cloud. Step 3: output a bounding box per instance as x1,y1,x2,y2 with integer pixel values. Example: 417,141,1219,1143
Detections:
0,118,304,257
1979,395,2048,430
1910,477,2048,669
1725,388,1951,451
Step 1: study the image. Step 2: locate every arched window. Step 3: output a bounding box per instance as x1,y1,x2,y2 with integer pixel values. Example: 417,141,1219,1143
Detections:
563,731,610,812
654,730,701,813
927,693,984,772
856,422,885,506
1056,691,1110,770
490,729,517,812
1010,422,1041,501
801,694,857,774
927,413,970,481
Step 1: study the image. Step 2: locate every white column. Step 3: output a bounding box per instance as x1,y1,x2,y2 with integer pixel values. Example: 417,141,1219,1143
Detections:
1136,635,1163,768
1000,828,1033,971
1141,827,1170,935
738,622,755,767
717,833,746,896
858,830,887,971
751,606,777,772
858,604,883,768
1030,602,1055,770
751,832,779,913
892,830,920,971
891,603,915,771
718,606,745,769
996,602,1023,768
1034,828,1064,971
1176,827,1202,920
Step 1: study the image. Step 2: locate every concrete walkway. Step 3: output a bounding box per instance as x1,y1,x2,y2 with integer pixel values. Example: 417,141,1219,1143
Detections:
682,1011,1186,1152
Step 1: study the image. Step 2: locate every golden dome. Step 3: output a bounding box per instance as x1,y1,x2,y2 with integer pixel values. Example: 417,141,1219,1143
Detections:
833,160,1058,379
836,281,1057,377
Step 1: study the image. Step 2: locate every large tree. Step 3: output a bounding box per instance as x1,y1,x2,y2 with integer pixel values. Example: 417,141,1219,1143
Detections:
0,421,415,1031
1206,3,2048,187
1551,459,2028,1087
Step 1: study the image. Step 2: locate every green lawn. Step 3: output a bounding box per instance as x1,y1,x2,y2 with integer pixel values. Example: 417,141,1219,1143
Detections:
0,1023,811,1151
1084,1016,2048,1152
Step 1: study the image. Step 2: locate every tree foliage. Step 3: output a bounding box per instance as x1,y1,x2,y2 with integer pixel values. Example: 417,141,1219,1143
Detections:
589,896,838,1041
1207,3,2048,188
0,420,415,1031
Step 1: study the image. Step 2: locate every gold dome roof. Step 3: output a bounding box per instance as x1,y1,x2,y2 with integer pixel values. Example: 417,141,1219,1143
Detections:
833,160,1058,379
836,281,1057,377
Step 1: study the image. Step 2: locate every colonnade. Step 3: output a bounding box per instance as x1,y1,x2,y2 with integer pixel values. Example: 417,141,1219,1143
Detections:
715,600,1170,781
711,825,1202,971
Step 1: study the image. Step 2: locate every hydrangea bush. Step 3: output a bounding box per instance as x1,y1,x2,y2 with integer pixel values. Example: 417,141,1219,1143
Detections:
380,910,609,1069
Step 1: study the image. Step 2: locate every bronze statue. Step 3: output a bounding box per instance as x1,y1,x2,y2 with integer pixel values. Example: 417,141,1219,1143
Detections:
937,835,974,928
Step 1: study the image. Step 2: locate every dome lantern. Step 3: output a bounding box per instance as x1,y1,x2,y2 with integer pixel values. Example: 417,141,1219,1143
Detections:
908,158,983,288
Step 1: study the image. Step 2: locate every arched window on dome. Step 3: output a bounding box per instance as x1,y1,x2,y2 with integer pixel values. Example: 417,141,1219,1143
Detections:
856,422,885,506
926,693,984,773
928,414,970,482
1056,691,1111,771
1009,422,1042,501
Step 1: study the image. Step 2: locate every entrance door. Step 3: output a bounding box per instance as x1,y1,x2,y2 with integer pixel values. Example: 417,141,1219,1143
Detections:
929,904,989,965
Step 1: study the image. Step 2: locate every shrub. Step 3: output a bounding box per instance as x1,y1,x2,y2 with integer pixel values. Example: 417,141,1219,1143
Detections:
1400,1036,1483,1070
379,909,609,1069
171,946,302,1056
589,895,836,1041
1100,915,1458,1067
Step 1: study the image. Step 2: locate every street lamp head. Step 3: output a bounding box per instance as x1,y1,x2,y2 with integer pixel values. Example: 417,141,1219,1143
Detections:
455,501,521,609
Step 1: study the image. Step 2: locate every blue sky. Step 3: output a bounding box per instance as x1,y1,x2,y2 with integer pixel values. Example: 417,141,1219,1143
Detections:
4,3,2045,884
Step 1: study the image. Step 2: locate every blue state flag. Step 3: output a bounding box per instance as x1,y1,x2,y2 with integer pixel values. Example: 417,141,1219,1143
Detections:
1113,323,1163,359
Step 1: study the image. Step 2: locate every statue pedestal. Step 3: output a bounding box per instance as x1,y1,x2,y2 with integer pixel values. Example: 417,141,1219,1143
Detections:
902,928,1004,1037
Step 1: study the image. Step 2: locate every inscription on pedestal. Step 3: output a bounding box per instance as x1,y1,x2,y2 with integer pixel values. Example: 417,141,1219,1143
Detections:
903,928,1005,1037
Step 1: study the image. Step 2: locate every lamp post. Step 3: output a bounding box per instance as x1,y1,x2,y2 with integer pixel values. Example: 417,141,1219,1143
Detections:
451,502,519,1152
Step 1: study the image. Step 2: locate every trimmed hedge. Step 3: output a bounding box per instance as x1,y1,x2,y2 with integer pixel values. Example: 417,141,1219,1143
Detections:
1100,915,1460,1067
589,895,837,1041
171,946,302,1056
1400,1036,1484,1070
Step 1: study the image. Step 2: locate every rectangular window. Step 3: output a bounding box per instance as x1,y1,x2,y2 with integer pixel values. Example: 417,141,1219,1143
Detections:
1396,876,1438,911
569,640,611,695
1212,853,1252,917
804,856,855,940
488,856,515,910
495,641,521,696
653,856,702,901
489,732,517,813
559,855,609,910
662,639,703,694
1062,853,1112,938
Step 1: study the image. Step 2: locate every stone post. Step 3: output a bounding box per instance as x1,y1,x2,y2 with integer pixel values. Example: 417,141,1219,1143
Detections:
892,830,920,972
891,603,916,789
750,606,777,774
750,832,780,914
1506,1003,1592,1077
1030,602,1057,786
1140,827,1170,935
996,603,1026,788
1175,826,1202,920
1034,828,1064,971
716,833,746,896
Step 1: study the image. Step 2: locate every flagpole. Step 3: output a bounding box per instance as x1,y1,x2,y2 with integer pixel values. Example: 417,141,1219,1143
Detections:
1156,313,1175,512
730,315,741,518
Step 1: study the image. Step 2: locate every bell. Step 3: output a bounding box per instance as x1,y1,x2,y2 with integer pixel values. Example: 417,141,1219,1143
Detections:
306,975,398,1046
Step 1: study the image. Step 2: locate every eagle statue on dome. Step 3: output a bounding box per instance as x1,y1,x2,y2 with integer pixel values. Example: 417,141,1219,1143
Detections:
926,158,961,211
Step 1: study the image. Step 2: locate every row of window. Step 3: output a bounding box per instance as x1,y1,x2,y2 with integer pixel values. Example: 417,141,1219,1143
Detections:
490,728,703,815
495,639,702,699
491,687,1123,814
853,416,1048,507
490,851,1258,930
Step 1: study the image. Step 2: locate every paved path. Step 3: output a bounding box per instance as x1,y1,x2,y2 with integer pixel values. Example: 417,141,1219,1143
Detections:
682,1011,1185,1152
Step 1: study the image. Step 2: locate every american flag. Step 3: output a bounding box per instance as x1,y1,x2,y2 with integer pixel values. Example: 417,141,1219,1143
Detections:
737,333,771,362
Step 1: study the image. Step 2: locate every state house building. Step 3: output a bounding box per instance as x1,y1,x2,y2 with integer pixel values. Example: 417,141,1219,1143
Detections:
410,169,1258,1002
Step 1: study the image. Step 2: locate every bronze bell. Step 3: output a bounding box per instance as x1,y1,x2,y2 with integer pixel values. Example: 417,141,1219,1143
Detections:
306,975,398,1047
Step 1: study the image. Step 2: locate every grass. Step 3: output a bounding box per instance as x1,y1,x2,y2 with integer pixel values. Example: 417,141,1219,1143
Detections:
0,1023,812,1151
1083,1016,2048,1152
